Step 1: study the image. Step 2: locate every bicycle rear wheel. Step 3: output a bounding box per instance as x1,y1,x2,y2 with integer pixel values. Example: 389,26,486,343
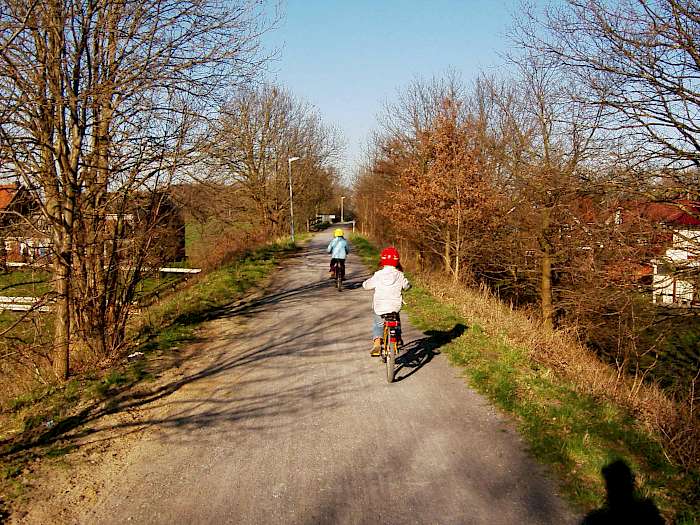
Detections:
385,342,395,383
380,326,388,362
336,272,342,291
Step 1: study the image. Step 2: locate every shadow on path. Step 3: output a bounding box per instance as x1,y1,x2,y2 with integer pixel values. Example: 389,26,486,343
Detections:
581,460,664,525
393,323,467,382
0,275,361,460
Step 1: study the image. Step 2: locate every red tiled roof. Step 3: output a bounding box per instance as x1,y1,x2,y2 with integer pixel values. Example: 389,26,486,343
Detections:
0,185,18,210
617,200,700,227
641,201,700,226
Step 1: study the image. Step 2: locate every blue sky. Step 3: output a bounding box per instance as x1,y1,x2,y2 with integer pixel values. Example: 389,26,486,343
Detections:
264,0,523,179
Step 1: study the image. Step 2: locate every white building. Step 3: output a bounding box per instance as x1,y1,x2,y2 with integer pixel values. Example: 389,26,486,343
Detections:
651,224,700,306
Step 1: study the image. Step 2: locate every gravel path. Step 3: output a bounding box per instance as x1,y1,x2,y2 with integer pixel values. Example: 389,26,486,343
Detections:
80,230,577,525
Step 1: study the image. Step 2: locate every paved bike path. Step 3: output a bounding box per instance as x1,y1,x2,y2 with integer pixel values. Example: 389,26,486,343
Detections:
81,230,577,524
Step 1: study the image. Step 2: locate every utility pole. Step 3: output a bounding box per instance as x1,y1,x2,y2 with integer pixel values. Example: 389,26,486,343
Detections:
287,156,300,242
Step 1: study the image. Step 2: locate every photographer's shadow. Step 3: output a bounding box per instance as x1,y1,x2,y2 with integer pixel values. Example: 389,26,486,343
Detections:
582,460,664,525
394,323,467,382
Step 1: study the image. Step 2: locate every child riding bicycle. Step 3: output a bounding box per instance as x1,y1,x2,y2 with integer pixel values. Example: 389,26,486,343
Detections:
327,228,350,280
362,246,411,356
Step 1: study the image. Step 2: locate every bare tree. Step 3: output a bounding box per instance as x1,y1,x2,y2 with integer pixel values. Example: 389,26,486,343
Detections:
475,39,616,328
517,0,700,173
0,0,274,379
206,84,342,237
510,0,700,375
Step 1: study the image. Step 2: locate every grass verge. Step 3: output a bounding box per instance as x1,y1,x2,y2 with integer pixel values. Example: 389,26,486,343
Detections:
350,233,698,524
0,268,52,296
0,236,301,517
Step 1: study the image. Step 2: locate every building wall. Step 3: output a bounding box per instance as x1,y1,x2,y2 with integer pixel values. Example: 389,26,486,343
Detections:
652,226,700,306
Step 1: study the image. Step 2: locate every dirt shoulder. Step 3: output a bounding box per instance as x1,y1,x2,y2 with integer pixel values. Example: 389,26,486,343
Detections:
6,314,250,524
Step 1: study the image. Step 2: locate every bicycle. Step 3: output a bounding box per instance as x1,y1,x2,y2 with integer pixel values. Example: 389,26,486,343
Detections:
330,259,345,291
380,312,401,383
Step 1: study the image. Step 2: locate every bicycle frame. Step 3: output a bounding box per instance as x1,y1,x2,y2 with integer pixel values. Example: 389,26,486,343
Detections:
381,312,401,383
330,259,345,291
330,259,345,276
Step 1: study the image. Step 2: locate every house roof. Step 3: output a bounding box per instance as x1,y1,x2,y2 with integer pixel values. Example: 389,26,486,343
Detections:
0,183,19,211
639,201,700,227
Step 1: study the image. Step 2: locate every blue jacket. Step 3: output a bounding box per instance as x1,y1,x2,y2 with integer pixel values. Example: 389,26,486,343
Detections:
327,237,350,259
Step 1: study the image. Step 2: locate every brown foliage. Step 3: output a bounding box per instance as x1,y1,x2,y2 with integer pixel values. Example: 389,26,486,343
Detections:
356,77,505,281
355,64,700,471
389,97,503,279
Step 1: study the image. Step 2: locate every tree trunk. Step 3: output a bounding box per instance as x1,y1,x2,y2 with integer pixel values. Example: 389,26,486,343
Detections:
454,193,461,283
52,239,71,380
453,229,461,283
444,229,452,275
539,208,554,330
541,247,553,330
0,236,6,272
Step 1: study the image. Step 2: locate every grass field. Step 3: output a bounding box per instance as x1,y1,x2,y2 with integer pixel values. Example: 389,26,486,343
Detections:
0,269,52,297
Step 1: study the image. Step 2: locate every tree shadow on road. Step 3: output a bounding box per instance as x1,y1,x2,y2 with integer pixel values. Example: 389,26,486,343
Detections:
0,281,360,462
393,323,467,382
339,279,366,291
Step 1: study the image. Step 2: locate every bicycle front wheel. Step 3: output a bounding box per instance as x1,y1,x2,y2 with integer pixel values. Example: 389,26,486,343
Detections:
385,342,395,383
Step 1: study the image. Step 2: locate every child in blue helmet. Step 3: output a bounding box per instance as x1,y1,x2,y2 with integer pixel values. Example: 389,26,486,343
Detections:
327,228,350,279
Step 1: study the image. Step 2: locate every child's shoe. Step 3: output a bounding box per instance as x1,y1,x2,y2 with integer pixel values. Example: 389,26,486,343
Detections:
370,338,381,357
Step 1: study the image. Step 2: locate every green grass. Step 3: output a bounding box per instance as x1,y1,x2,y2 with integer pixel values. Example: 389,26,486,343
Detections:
185,221,205,257
133,273,185,304
140,238,296,336
351,234,699,524
0,269,51,296
348,234,380,267
2,237,299,420
446,330,690,509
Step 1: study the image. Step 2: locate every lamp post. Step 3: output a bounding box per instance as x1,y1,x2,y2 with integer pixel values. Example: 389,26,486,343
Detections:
288,156,300,242
340,196,345,223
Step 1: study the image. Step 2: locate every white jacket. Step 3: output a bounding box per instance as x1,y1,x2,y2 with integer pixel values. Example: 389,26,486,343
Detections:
362,266,411,315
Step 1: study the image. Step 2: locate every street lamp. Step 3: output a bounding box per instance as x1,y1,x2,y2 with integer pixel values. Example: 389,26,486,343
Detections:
288,156,300,242
340,196,345,223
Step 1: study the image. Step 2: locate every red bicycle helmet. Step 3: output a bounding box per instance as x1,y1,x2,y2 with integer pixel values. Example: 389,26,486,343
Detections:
379,246,400,266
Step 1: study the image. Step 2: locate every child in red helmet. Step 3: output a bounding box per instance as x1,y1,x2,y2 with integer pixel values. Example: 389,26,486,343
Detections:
362,246,411,356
